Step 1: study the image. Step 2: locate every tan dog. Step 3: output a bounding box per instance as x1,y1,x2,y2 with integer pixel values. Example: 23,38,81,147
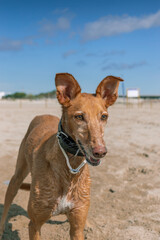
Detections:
0,73,123,240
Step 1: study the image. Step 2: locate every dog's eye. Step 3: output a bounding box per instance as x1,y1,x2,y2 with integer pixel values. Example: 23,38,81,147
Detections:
101,114,108,121
75,114,84,121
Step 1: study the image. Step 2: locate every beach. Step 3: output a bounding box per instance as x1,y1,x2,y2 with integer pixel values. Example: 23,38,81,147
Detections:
0,99,160,240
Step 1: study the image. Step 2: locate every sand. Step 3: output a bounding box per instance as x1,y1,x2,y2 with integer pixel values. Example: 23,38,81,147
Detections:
0,99,160,240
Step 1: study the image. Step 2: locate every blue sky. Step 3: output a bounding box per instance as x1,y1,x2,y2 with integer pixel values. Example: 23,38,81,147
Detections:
0,0,160,95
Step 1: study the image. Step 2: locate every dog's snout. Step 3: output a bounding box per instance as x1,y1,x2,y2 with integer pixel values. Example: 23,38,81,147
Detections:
92,146,107,158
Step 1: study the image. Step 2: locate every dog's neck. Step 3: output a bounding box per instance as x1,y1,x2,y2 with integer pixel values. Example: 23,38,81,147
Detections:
57,119,84,157
55,115,87,175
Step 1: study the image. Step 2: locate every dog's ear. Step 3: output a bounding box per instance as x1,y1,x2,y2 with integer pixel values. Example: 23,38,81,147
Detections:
96,75,124,107
55,73,81,107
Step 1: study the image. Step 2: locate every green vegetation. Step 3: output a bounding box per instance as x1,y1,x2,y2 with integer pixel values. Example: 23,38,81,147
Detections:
119,95,160,99
3,90,56,100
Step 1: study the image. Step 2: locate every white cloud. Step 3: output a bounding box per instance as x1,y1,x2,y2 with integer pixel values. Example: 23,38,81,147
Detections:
103,50,125,56
0,37,35,51
63,50,77,58
82,10,160,41
57,17,70,30
39,17,70,35
53,8,69,15
102,61,147,71
76,60,86,67
86,50,125,58
0,39,22,51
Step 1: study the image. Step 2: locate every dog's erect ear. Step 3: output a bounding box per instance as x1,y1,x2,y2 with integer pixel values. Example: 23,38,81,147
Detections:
96,76,124,107
55,73,81,107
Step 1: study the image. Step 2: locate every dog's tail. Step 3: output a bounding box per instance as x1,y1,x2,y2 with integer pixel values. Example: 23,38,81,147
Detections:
20,183,31,191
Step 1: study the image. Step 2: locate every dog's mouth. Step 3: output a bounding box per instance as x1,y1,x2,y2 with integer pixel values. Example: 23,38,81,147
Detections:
86,156,101,166
77,140,101,166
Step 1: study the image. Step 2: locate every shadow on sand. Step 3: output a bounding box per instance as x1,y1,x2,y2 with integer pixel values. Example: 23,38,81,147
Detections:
0,203,68,239
0,203,27,240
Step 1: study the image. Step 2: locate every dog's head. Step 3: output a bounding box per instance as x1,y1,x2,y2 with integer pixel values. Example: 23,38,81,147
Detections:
55,73,123,166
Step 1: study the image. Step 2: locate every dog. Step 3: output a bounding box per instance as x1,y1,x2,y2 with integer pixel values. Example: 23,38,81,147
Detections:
0,73,123,240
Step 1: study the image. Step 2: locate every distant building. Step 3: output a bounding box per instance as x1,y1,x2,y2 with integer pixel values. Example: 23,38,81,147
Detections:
0,92,5,99
127,88,140,98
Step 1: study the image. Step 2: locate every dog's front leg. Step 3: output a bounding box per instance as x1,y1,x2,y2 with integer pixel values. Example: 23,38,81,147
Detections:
67,204,89,240
28,220,41,240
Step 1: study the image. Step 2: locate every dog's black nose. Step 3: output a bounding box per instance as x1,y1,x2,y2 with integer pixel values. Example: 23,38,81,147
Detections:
92,146,107,158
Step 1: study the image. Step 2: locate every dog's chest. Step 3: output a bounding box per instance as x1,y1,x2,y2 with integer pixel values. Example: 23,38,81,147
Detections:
52,195,74,216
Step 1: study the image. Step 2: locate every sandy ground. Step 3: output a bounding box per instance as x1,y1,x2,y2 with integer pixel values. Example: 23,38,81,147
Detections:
0,99,160,240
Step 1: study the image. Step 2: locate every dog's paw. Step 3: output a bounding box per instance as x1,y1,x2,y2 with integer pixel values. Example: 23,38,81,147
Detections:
85,219,93,232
